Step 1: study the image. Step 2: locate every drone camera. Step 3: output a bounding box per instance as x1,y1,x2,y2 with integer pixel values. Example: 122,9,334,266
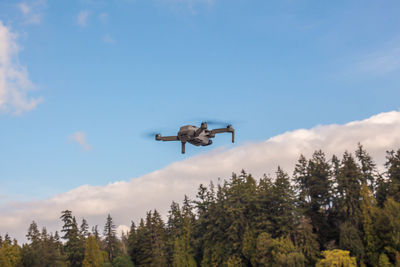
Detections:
155,134,162,141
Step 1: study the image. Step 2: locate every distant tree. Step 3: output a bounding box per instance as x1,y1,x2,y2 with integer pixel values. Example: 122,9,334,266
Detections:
0,238,21,267
293,216,320,265
256,232,305,266
103,214,119,262
112,254,134,267
360,183,379,266
334,152,363,226
82,235,104,267
80,218,89,239
293,151,332,248
271,167,297,237
60,211,84,267
385,149,400,202
316,249,357,267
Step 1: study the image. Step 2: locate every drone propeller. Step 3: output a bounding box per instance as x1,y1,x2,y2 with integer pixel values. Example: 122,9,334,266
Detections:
201,120,234,128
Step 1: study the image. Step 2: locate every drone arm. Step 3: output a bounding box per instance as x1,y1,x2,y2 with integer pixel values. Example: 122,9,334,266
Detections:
157,135,179,141
210,127,235,143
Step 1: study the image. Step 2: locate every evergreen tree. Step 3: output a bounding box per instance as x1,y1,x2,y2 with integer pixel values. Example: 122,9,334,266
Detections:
60,211,84,267
103,214,119,262
293,151,332,248
80,218,89,239
385,149,400,202
271,167,297,237
293,216,320,265
334,152,363,226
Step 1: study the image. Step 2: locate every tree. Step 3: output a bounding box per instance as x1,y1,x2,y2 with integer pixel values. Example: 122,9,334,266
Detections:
293,216,320,265
270,167,297,237
316,249,357,267
60,210,84,267
360,183,379,266
386,149,400,202
112,255,135,267
103,214,119,262
293,151,332,248
80,218,90,239
82,235,104,267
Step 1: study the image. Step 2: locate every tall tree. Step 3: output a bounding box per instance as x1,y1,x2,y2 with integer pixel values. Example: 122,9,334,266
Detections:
60,211,84,267
385,149,400,202
103,214,119,262
293,151,332,247
82,235,104,267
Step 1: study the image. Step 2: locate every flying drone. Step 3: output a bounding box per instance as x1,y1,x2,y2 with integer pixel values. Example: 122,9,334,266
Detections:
155,122,235,154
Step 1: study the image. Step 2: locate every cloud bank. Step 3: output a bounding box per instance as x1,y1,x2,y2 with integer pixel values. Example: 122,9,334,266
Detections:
0,21,42,115
2,111,400,242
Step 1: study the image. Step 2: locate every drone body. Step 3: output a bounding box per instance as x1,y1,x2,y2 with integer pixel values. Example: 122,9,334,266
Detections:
155,122,234,154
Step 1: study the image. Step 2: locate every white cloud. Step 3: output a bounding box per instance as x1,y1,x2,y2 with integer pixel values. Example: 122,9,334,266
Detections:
77,10,90,27
0,21,43,115
17,0,46,25
2,111,400,242
102,33,116,44
68,131,92,151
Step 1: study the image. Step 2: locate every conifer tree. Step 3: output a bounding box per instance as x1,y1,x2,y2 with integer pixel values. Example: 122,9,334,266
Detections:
271,167,297,237
293,151,332,247
60,211,84,267
385,149,400,202
103,214,119,262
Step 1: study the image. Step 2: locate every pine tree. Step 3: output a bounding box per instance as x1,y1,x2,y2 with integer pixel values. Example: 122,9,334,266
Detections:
293,151,332,248
271,167,297,237
80,218,89,239
60,211,84,267
103,214,119,262
385,149,400,202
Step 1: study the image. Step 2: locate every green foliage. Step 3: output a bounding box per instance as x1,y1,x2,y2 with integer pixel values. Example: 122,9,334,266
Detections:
103,214,119,262
7,146,400,267
82,235,104,267
256,232,305,267
378,252,392,267
316,249,357,267
112,255,134,267
339,221,364,260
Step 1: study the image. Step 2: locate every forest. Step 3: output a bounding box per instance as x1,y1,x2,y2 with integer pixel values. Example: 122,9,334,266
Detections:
1,144,400,267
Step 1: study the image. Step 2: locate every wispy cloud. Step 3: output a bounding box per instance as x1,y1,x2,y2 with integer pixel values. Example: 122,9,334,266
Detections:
98,13,109,24
77,10,90,27
353,45,400,75
68,131,92,151
2,111,400,242
158,0,215,14
0,21,43,115
17,0,46,25
102,33,115,44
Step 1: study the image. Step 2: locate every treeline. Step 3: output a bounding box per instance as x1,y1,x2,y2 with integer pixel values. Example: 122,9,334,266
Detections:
1,144,400,266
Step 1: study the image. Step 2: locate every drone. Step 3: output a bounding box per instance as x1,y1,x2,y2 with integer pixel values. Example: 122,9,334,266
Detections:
155,122,235,154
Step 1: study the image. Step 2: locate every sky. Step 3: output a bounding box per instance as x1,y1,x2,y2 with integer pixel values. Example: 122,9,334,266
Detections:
1,0,400,240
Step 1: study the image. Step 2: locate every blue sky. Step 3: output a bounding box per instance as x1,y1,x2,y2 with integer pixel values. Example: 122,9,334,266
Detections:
0,0,400,201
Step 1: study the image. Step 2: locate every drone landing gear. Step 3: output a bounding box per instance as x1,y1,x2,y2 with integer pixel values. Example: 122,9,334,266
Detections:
181,142,186,154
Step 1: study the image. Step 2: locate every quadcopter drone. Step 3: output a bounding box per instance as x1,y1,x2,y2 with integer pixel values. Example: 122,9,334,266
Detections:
155,122,235,154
